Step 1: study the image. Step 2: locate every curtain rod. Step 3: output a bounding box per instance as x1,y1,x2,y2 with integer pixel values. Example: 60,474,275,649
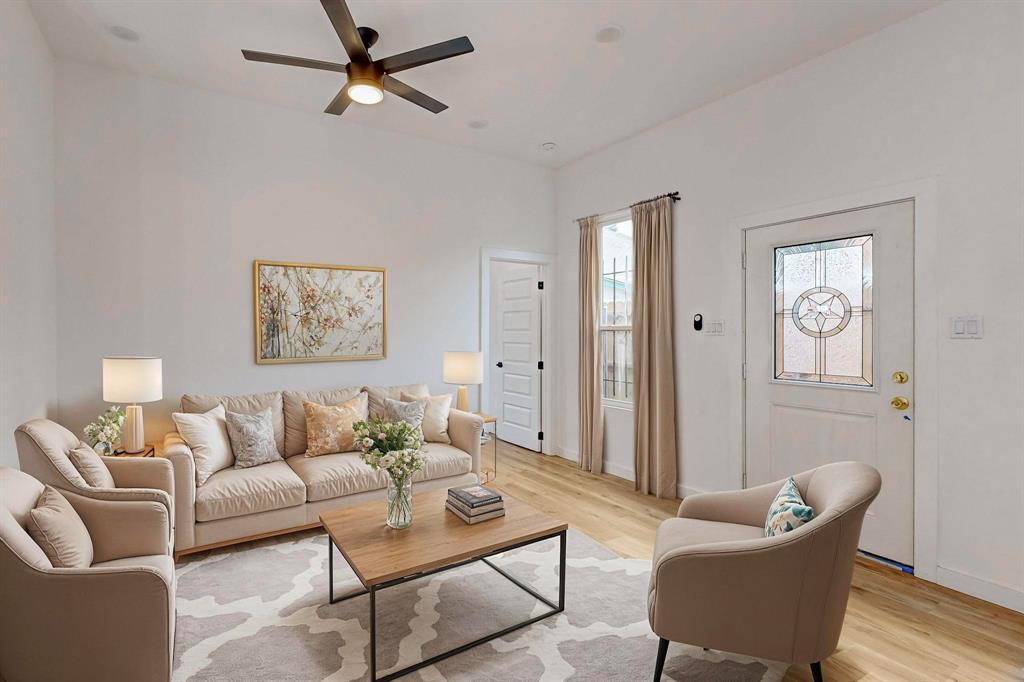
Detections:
576,191,680,224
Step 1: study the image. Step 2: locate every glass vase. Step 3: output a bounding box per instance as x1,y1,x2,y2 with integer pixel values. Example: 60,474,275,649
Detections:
386,476,413,529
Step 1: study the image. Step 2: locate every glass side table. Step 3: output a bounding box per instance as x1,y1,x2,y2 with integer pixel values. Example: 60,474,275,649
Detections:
475,412,497,483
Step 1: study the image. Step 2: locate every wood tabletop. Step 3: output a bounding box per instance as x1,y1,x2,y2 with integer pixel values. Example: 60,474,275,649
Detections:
320,488,567,587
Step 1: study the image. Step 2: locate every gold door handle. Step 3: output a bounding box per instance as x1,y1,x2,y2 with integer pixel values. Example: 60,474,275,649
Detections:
892,371,909,384
890,396,910,410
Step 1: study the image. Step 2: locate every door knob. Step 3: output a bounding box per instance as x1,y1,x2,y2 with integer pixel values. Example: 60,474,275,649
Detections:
890,396,910,410
496,362,503,368
892,371,909,384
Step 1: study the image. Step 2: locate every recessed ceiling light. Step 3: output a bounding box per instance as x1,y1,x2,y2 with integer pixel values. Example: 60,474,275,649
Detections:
107,25,141,42
541,142,557,152
467,120,489,130
594,25,623,44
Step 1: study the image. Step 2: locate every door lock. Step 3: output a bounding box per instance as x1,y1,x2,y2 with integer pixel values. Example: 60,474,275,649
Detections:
892,370,909,384
890,396,910,410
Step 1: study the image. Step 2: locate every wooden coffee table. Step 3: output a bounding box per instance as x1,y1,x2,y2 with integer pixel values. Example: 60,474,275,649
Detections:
320,488,568,682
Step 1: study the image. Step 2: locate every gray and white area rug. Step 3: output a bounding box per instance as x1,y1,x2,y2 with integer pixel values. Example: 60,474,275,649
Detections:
174,529,787,681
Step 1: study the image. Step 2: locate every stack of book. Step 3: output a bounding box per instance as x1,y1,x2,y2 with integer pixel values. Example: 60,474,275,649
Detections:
446,485,505,524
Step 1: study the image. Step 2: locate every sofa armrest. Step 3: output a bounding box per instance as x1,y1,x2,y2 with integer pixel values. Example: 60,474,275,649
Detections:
62,489,171,562
677,478,786,527
0,557,173,682
447,409,483,475
162,431,196,550
102,456,175,501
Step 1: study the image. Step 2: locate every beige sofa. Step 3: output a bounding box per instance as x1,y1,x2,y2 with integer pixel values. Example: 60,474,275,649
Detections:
165,383,482,557
648,461,881,682
0,466,174,682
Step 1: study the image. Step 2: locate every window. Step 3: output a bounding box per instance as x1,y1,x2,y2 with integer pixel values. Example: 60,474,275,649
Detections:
600,217,633,401
774,235,873,386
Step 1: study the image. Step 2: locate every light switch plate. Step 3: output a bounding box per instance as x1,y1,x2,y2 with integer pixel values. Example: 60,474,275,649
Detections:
704,320,725,336
950,315,984,339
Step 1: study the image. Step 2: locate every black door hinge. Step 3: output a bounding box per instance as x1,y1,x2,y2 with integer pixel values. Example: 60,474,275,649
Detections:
538,431,544,441
538,361,544,370
537,281,544,290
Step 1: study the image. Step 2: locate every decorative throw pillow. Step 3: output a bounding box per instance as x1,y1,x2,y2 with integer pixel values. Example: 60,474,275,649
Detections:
303,396,367,457
401,392,452,444
67,444,116,488
765,477,815,537
172,404,234,486
226,408,283,468
26,486,94,568
383,397,427,443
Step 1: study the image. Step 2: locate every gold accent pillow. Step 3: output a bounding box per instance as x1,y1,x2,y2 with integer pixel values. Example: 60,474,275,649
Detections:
303,395,367,457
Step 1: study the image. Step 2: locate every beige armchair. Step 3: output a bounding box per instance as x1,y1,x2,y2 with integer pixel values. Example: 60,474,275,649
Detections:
15,418,174,549
648,461,881,682
0,467,175,681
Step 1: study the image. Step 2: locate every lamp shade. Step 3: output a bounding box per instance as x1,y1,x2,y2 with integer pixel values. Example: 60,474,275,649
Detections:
102,357,163,403
443,351,483,385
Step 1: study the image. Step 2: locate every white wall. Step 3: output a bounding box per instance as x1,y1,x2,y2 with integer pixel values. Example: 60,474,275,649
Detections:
0,1,57,468
54,61,555,443
553,0,1024,610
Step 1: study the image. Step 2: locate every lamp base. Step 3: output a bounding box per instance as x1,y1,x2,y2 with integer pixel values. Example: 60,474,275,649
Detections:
455,385,469,412
122,404,146,454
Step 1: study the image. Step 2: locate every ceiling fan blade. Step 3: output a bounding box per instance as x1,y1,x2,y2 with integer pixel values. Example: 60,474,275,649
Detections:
377,36,474,75
241,49,346,73
324,87,352,115
383,76,447,114
320,0,370,63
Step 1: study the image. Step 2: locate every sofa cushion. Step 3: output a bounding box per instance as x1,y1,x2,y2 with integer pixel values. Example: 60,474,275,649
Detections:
283,387,364,457
173,405,234,487
26,486,93,568
287,444,472,502
182,391,285,457
67,444,116,488
195,461,306,522
303,395,368,457
364,384,429,419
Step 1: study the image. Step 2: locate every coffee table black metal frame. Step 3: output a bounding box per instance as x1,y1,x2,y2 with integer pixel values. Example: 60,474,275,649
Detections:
327,529,567,682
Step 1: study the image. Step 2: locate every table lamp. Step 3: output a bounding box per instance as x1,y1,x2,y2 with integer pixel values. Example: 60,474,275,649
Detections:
103,357,163,454
443,351,483,412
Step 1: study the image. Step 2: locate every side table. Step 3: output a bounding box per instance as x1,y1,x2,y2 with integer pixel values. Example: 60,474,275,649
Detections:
112,443,156,458
474,412,497,482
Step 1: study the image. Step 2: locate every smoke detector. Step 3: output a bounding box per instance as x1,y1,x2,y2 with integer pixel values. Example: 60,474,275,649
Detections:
541,142,557,152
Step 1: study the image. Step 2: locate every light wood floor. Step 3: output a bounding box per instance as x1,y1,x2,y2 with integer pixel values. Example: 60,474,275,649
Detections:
486,440,1024,682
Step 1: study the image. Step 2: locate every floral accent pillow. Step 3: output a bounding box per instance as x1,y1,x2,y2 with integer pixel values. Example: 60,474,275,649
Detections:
226,408,283,468
400,392,452,444
765,477,815,537
303,396,367,457
383,397,427,443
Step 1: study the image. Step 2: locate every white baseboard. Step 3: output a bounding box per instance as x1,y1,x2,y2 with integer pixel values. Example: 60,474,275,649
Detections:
555,446,577,462
602,461,635,483
935,566,1024,613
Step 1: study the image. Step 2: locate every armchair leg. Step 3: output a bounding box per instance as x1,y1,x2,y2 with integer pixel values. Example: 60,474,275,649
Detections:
653,638,669,681
810,661,824,682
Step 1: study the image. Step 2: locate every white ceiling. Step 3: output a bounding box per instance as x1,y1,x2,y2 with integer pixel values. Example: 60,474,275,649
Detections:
28,0,937,167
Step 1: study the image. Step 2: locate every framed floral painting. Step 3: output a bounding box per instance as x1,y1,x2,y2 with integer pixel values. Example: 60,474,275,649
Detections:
253,260,386,364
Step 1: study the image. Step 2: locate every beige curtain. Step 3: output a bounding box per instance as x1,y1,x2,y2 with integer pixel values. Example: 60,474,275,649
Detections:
631,197,677,498
577,215,603,474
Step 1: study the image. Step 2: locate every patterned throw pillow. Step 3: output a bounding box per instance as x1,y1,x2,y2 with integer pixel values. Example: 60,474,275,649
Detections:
401,392,452,444
765,477,815,537
303,396,367,457
226,408,283,468
383,397,427,443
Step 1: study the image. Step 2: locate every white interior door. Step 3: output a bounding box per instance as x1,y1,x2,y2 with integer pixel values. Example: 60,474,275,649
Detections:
744,200,914,566
489,262,542,451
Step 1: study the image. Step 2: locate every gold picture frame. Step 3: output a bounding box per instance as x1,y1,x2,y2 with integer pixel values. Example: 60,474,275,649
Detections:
253,260,387,364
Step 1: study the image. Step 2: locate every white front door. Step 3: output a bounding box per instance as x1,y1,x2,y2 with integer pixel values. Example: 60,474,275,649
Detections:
744,200,914,566
489,263,542,451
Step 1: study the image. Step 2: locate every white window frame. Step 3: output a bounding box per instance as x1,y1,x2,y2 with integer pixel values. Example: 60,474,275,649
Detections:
598,210,634,409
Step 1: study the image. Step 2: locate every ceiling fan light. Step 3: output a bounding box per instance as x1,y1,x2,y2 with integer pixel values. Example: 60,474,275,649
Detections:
347,80,384,105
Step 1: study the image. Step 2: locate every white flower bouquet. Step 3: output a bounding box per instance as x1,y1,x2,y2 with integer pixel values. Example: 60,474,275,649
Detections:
353,417,425,528
84,406,126,455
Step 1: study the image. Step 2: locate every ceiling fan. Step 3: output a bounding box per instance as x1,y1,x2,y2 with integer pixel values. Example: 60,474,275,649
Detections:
242,0,474,116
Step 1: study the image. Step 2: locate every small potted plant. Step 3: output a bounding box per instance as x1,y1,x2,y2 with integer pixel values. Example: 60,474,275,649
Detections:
84,406,126,455
353,417,425,529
